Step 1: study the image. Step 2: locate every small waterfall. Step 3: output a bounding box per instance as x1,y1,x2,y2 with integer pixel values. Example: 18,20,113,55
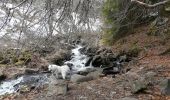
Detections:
65,45,92,73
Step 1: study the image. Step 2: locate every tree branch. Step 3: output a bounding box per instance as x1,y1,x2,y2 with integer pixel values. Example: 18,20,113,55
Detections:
9,0,28,10
131,0,170,8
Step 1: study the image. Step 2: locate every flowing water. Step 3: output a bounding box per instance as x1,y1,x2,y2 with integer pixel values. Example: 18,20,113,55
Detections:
0,45,90,95
65,45,92,73
0,74,49,95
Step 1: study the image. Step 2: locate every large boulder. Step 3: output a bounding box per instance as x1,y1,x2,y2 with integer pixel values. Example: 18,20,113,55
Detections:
47,83,68,96
90,48,116,68
131,80,147,93
85,46,98,56
85,57,93,66
87,68,104,79
91,55,103,67
47,50,71,66
130,71,157,94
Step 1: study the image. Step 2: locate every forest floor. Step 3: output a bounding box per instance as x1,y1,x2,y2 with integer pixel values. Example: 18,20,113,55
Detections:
1,25,170,100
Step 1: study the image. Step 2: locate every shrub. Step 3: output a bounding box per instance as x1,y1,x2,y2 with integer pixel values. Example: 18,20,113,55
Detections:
102,0,159,44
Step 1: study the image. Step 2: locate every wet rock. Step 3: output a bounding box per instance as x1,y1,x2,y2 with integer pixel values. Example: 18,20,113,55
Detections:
79,46,86,54
77,71,89,76
0,71,6,81
84,46,98,57
71,74,94,83
85,57,93,66
91,55,103,67
47,83,68,96
102,67,121,75
160,79,170,95
24,68,39,75
77,67,96,76
107,53,116,61
117,97,138,100
47,50,71,66
91,52,116,68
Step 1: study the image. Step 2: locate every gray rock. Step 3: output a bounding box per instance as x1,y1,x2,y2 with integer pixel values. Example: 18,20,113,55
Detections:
47,83,68,96
77,67,96,76
142,71,157,85
87,68,103,79
117,97,138,100
144,71,156,80
71,74,94,83
160,79,170,95
129,71,157,94
131,80,147,93
19,85,31,94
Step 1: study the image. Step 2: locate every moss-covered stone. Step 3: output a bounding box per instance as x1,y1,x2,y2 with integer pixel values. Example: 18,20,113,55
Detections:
47,50,71,66
0,49,33,66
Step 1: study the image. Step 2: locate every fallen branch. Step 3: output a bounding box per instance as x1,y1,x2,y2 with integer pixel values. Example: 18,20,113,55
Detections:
131,0,169,8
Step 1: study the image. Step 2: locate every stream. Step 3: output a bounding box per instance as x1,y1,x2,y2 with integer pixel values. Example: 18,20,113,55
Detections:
0,45,90,95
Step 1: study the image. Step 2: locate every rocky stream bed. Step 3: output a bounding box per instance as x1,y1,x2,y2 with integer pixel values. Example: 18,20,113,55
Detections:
0,44,169,100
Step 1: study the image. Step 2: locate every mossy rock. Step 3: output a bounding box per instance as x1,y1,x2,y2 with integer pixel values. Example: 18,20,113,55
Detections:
128,48,141,57
18,50,32,62
48,50,71,65
14,61,25,66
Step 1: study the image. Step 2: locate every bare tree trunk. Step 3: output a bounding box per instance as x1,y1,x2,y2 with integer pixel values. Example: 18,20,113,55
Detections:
46,0,54,39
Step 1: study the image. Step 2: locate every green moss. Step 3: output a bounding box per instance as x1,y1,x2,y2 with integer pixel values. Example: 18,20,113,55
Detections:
127,44,141,57
102,0,119,45
0,49,33,66
102,0,119,24
147,19,158,36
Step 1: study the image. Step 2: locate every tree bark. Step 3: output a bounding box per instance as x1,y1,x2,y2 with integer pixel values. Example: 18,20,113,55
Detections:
131,0,169,8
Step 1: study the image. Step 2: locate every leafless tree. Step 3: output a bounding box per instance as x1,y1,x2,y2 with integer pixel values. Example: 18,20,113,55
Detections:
0,0,103,52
